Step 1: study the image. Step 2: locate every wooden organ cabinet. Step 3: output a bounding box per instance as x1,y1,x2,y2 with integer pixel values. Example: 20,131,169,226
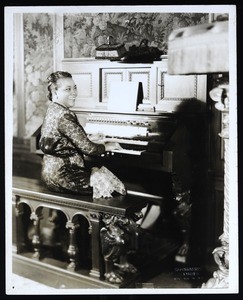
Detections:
13,58,209,288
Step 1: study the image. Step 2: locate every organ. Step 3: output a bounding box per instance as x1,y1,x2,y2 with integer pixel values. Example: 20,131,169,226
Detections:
31,108,200,200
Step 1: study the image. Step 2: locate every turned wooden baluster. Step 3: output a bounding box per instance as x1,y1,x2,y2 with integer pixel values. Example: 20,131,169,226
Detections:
15,196,29,253
88,212,103,279
30,209,43,260
66,220,79,271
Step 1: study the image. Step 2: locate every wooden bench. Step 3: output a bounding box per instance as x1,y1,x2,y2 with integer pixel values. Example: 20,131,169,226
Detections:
12,176,148,288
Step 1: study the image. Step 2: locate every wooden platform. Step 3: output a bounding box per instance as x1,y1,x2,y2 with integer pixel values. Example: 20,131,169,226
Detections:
12,252,119,289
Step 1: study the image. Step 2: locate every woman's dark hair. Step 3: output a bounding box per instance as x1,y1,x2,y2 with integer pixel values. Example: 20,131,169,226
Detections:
47,71,72,101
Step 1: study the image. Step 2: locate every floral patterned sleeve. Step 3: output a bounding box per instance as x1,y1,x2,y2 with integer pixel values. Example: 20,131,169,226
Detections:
58,112,105,156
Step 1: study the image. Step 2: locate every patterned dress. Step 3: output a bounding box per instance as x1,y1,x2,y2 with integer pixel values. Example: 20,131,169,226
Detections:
39,102,105,194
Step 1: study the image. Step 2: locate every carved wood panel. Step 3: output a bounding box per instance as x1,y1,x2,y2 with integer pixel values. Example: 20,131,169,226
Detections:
102,68,151,104
155,60,206,112
127,68,151,100
157,71,198,101
101,69,126,102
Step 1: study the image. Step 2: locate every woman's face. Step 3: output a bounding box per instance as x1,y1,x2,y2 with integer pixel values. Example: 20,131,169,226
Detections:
54,77,78,108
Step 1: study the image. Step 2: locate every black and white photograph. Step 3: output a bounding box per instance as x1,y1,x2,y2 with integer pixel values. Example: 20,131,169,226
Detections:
4,4,238,295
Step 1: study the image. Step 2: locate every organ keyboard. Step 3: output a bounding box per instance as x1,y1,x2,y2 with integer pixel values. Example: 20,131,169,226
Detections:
71,110,198,200
78,110,177,160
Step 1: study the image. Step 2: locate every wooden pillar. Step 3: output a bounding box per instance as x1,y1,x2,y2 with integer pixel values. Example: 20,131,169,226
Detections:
66,220,79,272
88,212,103,279
15,196,29,253
30,209,43,260
13,13,25,138
202,80,229,288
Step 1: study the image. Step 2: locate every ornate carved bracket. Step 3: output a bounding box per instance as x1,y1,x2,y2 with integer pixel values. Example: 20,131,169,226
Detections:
100,212,142,284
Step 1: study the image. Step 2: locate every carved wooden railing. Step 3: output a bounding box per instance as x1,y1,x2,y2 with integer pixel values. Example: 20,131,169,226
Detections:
13,176,146,288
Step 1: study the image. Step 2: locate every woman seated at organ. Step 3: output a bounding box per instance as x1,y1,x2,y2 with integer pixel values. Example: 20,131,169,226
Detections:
39,71,126,199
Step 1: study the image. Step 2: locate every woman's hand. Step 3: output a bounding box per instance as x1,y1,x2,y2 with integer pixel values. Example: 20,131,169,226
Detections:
105,142,123,152
88,134,122,151
88,133,106,143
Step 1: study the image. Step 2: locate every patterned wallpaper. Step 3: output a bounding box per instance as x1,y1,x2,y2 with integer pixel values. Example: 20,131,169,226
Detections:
64,13,208,58
15,12,208,137
23,13,54,137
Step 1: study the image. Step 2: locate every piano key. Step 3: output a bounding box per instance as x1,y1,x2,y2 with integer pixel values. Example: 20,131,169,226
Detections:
104,137,148,146
110,149,146,155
